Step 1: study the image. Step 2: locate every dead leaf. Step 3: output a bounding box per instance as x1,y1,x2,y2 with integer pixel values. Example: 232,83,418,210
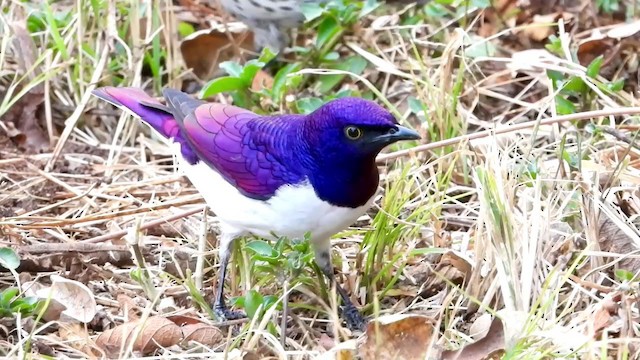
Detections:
577,36,616,67
359,314,436,360
58,322,100,355
180,28,254,79
607,20,640,39
96,316,182,356
442,317,505,360
402,250,471,299
181,323,224,347
251,70,274,92
29,275,97,323
577,21,640,68
520,13,574,42
318,333,336,350
177,0,219,20
592,306,613,334
336,349,354,360
10,23,39,81
0,23,49,153
477,0,518,37
117,293,141,321
438,250,473,282
166,314,207,326
597,216,640,274
468,313,493,341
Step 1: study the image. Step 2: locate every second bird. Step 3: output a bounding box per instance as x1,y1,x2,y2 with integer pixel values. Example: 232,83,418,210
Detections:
212,0,426,52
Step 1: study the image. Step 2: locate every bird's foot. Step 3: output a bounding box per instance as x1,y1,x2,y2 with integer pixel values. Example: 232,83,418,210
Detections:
214,305,246,322
342,304,367,332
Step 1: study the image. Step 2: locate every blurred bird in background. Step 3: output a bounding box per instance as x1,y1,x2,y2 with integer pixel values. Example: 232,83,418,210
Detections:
92,86,420,330
208,0,428,52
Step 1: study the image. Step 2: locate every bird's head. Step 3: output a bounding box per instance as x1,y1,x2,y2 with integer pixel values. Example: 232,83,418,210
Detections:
298,97,420,207
304,97,420,164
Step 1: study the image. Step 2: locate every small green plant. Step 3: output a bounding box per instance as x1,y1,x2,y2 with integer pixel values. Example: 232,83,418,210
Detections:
0,247,20,271
300,0,378,64
0,288,41,319
233,289,278,320
182,270,216,320
596,0,620,14
200,48,280,109
615,269,639,283
0,248,42,319
545,36,624,115
231,234,323,322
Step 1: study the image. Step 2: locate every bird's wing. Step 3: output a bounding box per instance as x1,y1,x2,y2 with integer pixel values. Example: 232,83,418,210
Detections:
163,90,301,200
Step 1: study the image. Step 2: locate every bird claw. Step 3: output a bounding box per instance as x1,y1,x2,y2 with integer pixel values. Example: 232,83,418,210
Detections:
342,304,367,332
214,306,246,321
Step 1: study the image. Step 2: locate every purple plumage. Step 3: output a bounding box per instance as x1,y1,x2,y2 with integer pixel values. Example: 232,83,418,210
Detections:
92,87,420,207
92,87,199,164
92,87,305,200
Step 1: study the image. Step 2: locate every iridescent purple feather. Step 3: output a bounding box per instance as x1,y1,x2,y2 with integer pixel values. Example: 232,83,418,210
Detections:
91,87,305,200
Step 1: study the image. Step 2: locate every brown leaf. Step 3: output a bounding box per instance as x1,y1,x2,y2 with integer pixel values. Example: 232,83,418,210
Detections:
577,37,616,67
592,306,613,334
442,317,505,360
181,323,224,347
439,250,472,282
577,21,640,68
1,23,49,153
166,314,205,326
359,314,436,360
180,28,254,79
251,70,274,92
520,13,574,42
96,316,182,356
58,322,100,355
10,23,39,80
403,250,471,299
116,293,141,321
598,216,640,274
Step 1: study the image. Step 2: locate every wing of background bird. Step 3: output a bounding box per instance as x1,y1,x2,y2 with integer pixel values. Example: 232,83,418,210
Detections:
163,89,299,200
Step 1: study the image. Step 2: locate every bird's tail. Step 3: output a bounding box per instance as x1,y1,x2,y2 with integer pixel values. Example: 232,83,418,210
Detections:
91,87,181,140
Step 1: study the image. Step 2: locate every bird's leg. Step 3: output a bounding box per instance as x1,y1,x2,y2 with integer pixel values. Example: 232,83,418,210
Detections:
315,247,367,331
213,236,245,321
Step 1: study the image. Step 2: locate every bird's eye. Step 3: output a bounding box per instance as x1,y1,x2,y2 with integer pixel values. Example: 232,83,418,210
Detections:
344,126,362,140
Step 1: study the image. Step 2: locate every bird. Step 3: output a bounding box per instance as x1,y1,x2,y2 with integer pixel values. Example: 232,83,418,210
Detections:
214,0,311,52
91,87,420,330
212,0,429,52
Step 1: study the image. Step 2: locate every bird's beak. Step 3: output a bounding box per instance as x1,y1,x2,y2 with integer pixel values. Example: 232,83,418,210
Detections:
369,125,421,146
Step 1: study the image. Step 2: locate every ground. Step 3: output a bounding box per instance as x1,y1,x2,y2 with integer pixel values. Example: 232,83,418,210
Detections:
2,0,640,359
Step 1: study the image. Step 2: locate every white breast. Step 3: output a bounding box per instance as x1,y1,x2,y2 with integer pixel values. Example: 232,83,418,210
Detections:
179,158,374,244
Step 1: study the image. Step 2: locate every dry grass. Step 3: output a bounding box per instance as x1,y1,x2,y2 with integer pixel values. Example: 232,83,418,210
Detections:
2,0,640,359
